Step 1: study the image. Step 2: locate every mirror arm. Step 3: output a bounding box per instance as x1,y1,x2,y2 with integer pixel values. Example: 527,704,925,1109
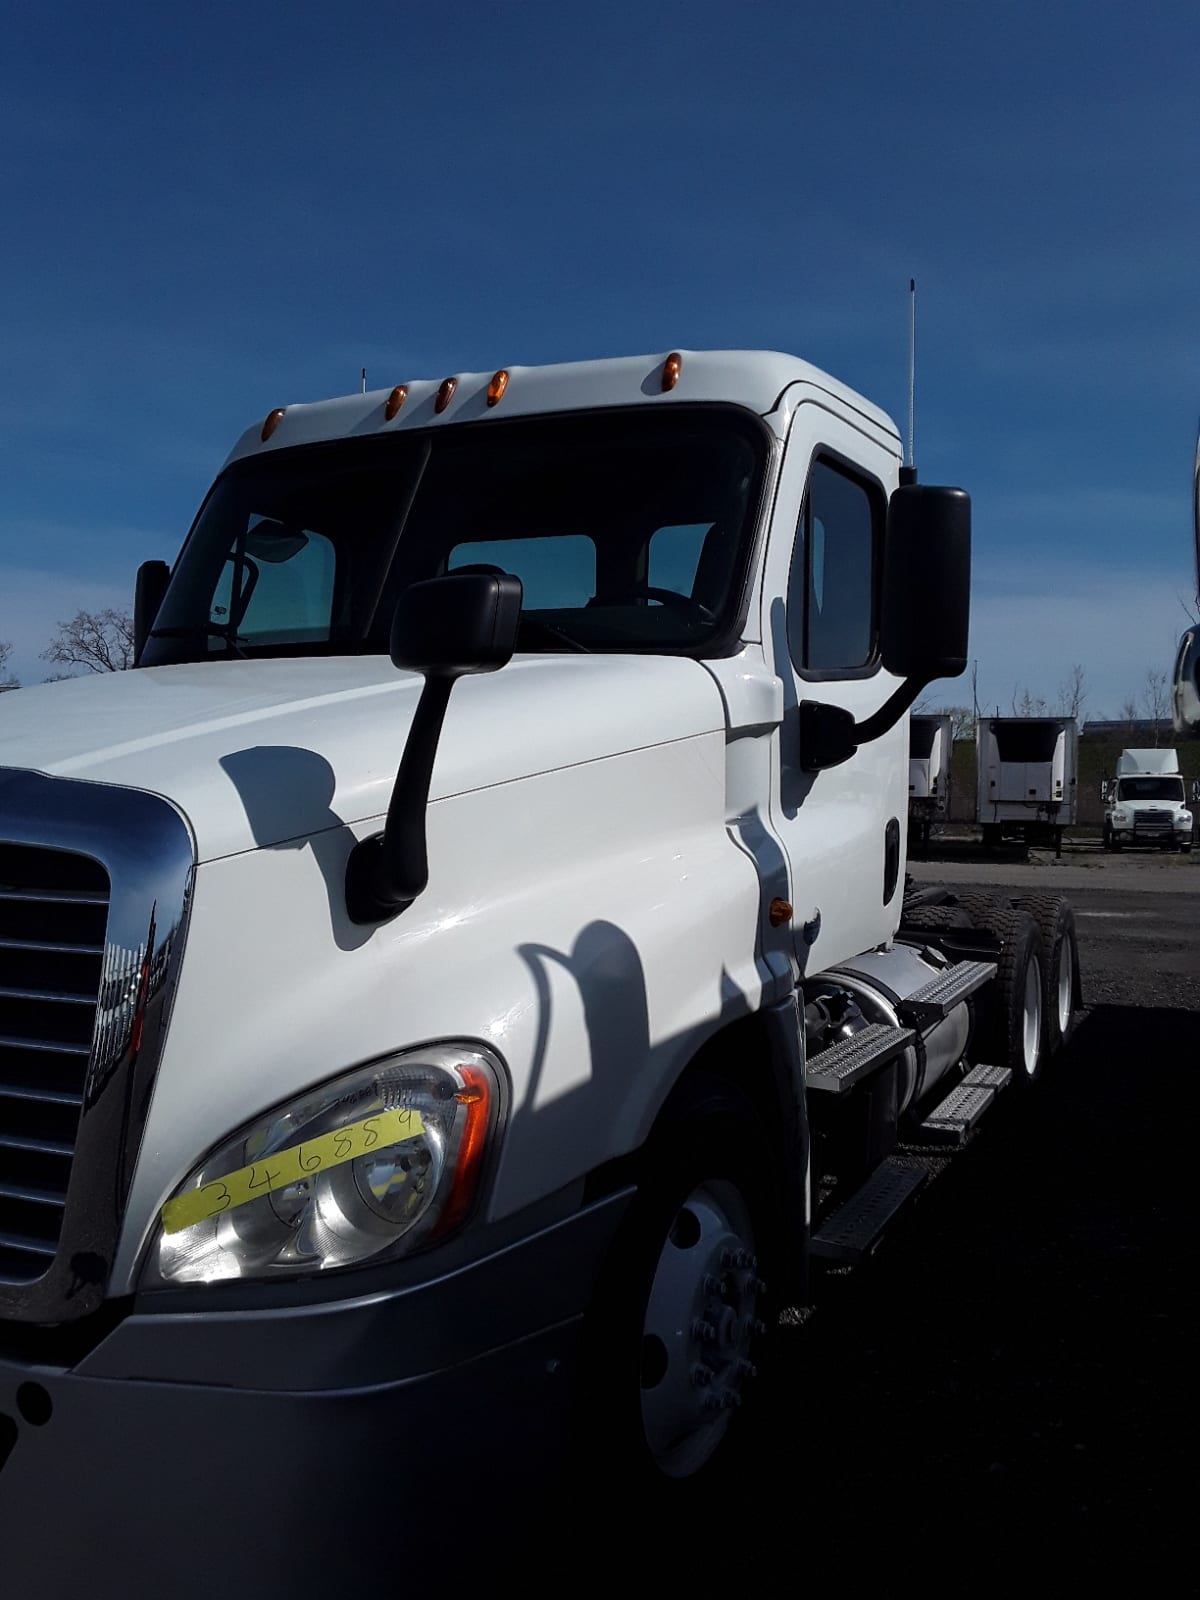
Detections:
801,673,932,772
345,674,455,924
852,674,930,746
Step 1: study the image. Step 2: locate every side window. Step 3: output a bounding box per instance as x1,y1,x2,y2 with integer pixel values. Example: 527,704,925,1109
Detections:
787,457,880,672
211,521,336,645
647,522,713,596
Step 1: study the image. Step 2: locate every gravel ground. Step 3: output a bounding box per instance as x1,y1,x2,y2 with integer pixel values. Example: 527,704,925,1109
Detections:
590,866,1198,1591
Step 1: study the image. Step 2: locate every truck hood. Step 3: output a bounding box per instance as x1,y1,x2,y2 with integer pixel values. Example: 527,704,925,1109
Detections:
0,656,724,861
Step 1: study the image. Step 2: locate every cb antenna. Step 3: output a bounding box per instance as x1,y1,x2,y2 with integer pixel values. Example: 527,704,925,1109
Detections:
361,367,367,395
900,278,918,486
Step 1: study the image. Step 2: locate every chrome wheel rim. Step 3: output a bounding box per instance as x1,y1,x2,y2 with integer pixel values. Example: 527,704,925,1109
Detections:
1022,955,1043,1076
1056,938,1073,1036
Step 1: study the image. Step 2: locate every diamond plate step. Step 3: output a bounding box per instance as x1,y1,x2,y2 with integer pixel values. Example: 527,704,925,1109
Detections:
962,1062,1013,1093
919,1082,997,1146
811,1158,927,1263
805,1022,915,1096
898,959,997,1028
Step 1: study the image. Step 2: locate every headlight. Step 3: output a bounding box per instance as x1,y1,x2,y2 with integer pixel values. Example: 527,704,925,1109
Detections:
144,1044,503,1287
1176,814,1192,829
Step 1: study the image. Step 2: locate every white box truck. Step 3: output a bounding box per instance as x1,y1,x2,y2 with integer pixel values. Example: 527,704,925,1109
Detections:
976,715,1078,856
0,350,1081,1586
908,713,953,853
1102,748,1194,852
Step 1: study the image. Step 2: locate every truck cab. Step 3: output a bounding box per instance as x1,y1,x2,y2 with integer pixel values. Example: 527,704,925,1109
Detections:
1102,749,1194,851
0,350,1074,1582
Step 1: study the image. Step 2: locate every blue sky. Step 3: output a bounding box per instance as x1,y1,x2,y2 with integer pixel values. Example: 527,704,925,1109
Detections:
1,1,1196,717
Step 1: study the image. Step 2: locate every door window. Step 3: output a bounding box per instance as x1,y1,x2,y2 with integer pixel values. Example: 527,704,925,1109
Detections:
787,458,880,672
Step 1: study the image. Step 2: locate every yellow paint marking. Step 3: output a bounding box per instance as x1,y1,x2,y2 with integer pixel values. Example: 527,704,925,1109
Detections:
160,1107,426,1235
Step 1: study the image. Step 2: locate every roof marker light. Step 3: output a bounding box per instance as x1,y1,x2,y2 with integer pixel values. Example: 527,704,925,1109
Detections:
385,385,409,421
661,352,683,392
435,376,458,414
261,408,285,442
486,369,510,408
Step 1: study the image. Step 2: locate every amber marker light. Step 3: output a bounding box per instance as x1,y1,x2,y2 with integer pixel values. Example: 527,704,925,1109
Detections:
486,369,510,407
436,1064,494,1237
384,385,409,421
261,407,285,441
768,898,794,927
435,376,458,414
661,352,683,392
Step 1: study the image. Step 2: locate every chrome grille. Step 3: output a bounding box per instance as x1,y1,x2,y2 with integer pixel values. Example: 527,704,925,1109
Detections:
0,843,109,1284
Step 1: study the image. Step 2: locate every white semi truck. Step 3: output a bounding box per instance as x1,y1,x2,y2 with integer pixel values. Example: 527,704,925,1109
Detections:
1102,749,1194,852
908,712,954,853
976,715,1078,857
0,350,1080,1584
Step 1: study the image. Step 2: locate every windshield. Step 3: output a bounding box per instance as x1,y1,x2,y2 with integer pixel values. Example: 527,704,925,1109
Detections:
1117,776,1184,802
141,407,768,665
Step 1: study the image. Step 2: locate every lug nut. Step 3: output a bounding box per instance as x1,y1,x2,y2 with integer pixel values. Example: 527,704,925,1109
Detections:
702,1394,723,1414
692,1319,717,1343
723,1391,743,1410
751,1318,767,1336
736,1359,758,1381
703,1274,729,1296
691,1364,714,1387
748,1276,768,1296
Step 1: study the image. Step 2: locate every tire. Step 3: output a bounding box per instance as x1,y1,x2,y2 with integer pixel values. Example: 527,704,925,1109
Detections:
900,903,972,934
576,1079,781,1493
1011,893,1080,1057
969,905,1045,1085
950,889,1011,925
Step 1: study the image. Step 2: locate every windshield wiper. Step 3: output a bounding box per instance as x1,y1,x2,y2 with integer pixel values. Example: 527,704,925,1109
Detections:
149,624,249,658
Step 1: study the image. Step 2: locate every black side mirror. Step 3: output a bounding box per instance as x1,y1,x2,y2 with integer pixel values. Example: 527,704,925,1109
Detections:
879,485,971,682
134,560,171,664
389,570,524,677
346,572,523,923
800,484,971,770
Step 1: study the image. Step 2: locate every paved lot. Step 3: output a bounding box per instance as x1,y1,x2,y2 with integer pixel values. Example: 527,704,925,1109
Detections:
616,863,1198,1590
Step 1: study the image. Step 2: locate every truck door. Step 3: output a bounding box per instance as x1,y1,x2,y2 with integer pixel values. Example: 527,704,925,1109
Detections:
758,396,908,973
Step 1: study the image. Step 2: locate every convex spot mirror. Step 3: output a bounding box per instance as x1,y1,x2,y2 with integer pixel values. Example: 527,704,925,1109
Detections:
390,571,524,677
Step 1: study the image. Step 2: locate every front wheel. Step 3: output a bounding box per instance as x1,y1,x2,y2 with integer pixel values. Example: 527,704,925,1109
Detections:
576,1083,780,1490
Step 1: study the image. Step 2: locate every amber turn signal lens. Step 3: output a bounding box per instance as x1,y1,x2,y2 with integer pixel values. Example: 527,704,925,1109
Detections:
435,377,458,414
261,408,285,442
486,369,509,407
661,352,683,392
768,898,793,927
384,385,408,421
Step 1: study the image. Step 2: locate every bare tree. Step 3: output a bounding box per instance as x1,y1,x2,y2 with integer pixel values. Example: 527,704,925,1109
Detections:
1118,696,1140,732
1057,663,1087,722
1141,667,1170,745
913,700,974,740
1010,684,1049,717
0,638,18,692
42,609,134,675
